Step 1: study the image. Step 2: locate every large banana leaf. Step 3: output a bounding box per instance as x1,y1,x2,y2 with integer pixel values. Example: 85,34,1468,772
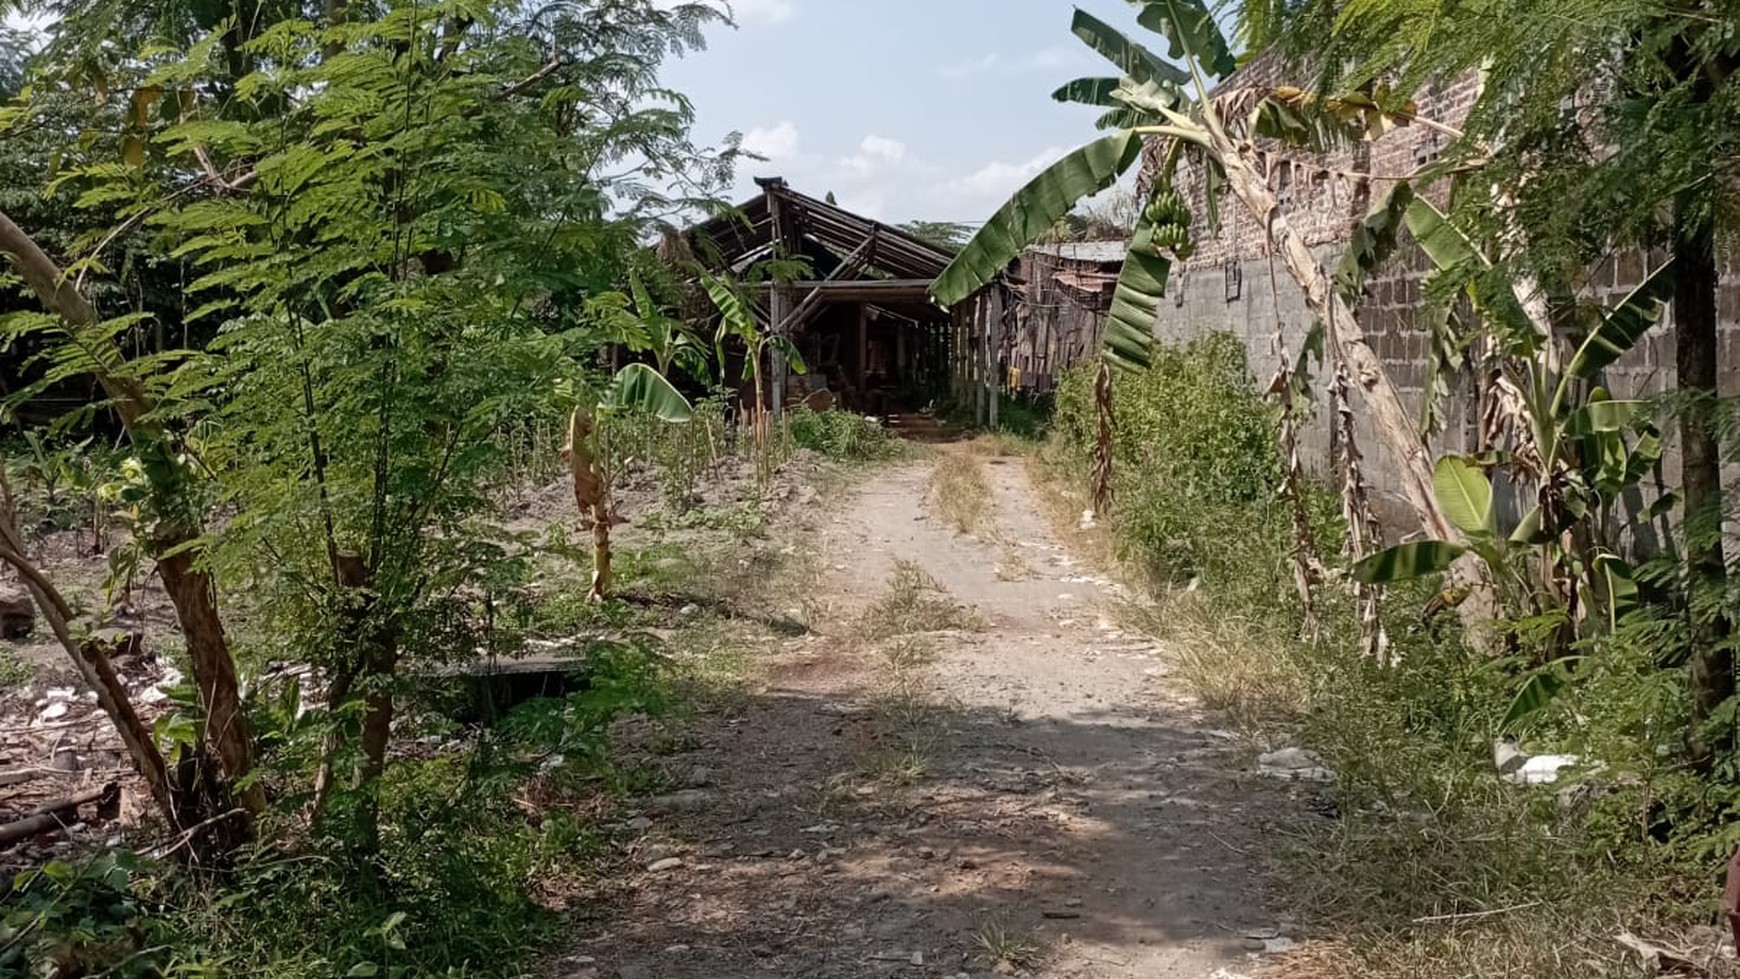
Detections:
1070,9,1190,87
702,270,757,378
931,131,1144,307
1112,78,1203,133
1132,0,1237,79
1101,224,1171,372
602,363,693,423
1593,552,1639,629
1402,197,1537,353
1564,399,1649,435
1564,259,1676,380
1352,540,1469,584
1053,77,1125,107
1433,455,1494,535
1502,665,1568,732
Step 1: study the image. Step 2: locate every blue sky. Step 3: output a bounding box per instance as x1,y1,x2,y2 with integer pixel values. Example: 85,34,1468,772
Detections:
665,0,1151,224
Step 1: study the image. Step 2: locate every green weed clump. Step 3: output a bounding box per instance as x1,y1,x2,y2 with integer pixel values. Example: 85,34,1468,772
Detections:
1054,333,1342,610
2,634,672,979
786,408,898,462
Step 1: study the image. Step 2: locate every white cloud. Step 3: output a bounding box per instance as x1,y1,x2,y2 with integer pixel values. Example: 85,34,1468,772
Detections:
835,133,914,178
859,134,906,165
939,53,1003,80
949,147,1067,206
729,0,795,25
938,45,1086,80
741,121,799,160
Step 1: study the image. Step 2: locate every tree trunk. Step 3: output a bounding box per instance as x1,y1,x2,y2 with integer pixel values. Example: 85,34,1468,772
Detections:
1675,203,1732,764
1212,154,1454,541
0,208,261,819
156,547,266,814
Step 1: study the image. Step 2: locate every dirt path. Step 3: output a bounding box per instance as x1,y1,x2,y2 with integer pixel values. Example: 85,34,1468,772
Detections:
562,456,1280,979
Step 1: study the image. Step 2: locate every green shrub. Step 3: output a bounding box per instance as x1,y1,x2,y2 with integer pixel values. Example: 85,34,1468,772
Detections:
786,408,897,461
1053,333,1338,607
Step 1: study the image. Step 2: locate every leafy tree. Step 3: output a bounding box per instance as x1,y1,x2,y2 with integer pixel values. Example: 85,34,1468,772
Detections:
1,0,737,852
897,220,974,253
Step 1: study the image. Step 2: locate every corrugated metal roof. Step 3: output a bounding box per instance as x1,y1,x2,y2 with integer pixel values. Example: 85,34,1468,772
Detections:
1027,241,1129,264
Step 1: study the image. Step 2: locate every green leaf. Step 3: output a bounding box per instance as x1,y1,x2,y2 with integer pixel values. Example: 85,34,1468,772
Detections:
1402,196,1536,352
1351,540,1468,584
767,335,808,374
701,271,757,339
1510,505,1551,545
1069,9,1190,87
1132,0,1238,79
346,963,380,977
1334,181,1414,307
1502,668,1565,732
931,132,1143,306
601,364,693,423
1052,77,1125,107
1564,260,1676,380
1594,552,1639,628
1564,400,1647,435
1433,455,1493,535
1101,224,1172,372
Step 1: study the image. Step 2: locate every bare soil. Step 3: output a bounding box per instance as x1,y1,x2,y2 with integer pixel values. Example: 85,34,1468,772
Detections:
561,456,1288,979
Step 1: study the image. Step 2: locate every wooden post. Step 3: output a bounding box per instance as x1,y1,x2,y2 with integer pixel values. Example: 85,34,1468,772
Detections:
987,291,1000,431
769,287,786,418
766,183,789,419
857,305,869,408
895,321,906,387
972,296,985,426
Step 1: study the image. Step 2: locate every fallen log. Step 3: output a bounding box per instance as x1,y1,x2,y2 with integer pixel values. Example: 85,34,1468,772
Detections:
0,782,116,846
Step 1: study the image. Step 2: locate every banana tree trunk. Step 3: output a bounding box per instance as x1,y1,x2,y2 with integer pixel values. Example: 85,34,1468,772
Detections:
1211,155,1454,542
568,409,613,601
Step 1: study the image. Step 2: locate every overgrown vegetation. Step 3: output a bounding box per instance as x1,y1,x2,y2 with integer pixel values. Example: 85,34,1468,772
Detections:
1046,337,1731,977
0,0,903,972
940,1,1740,973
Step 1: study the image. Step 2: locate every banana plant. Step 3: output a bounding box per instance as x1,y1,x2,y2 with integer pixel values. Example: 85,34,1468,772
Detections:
929,1,1460,543
1351,192,1674,634
700,270,807,449
565,363,694,602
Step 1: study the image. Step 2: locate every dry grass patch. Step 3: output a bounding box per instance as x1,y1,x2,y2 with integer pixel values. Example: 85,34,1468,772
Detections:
1120,594,1312,734
861,561,982,640
857,564,977,785
1021,451,1135,588
929,448,996,537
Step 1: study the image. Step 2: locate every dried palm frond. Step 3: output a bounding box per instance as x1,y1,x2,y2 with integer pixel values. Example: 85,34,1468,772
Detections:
1333,362,1391,665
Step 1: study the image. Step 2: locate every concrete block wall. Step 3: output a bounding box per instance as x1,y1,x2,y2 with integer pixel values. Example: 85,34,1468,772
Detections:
1149,52,1740,538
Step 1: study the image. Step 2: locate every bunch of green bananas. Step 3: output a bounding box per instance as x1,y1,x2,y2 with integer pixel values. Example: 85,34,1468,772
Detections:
1144,183,1194,259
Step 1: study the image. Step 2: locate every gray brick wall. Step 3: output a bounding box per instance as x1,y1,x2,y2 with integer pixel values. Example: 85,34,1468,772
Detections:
1149,52,1738,538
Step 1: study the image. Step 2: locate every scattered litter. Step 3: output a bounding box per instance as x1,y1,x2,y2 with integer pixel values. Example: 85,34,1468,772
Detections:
1257,747,1334,782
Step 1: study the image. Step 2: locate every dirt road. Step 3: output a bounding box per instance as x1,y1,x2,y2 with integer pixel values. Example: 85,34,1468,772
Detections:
562,454,1280,979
